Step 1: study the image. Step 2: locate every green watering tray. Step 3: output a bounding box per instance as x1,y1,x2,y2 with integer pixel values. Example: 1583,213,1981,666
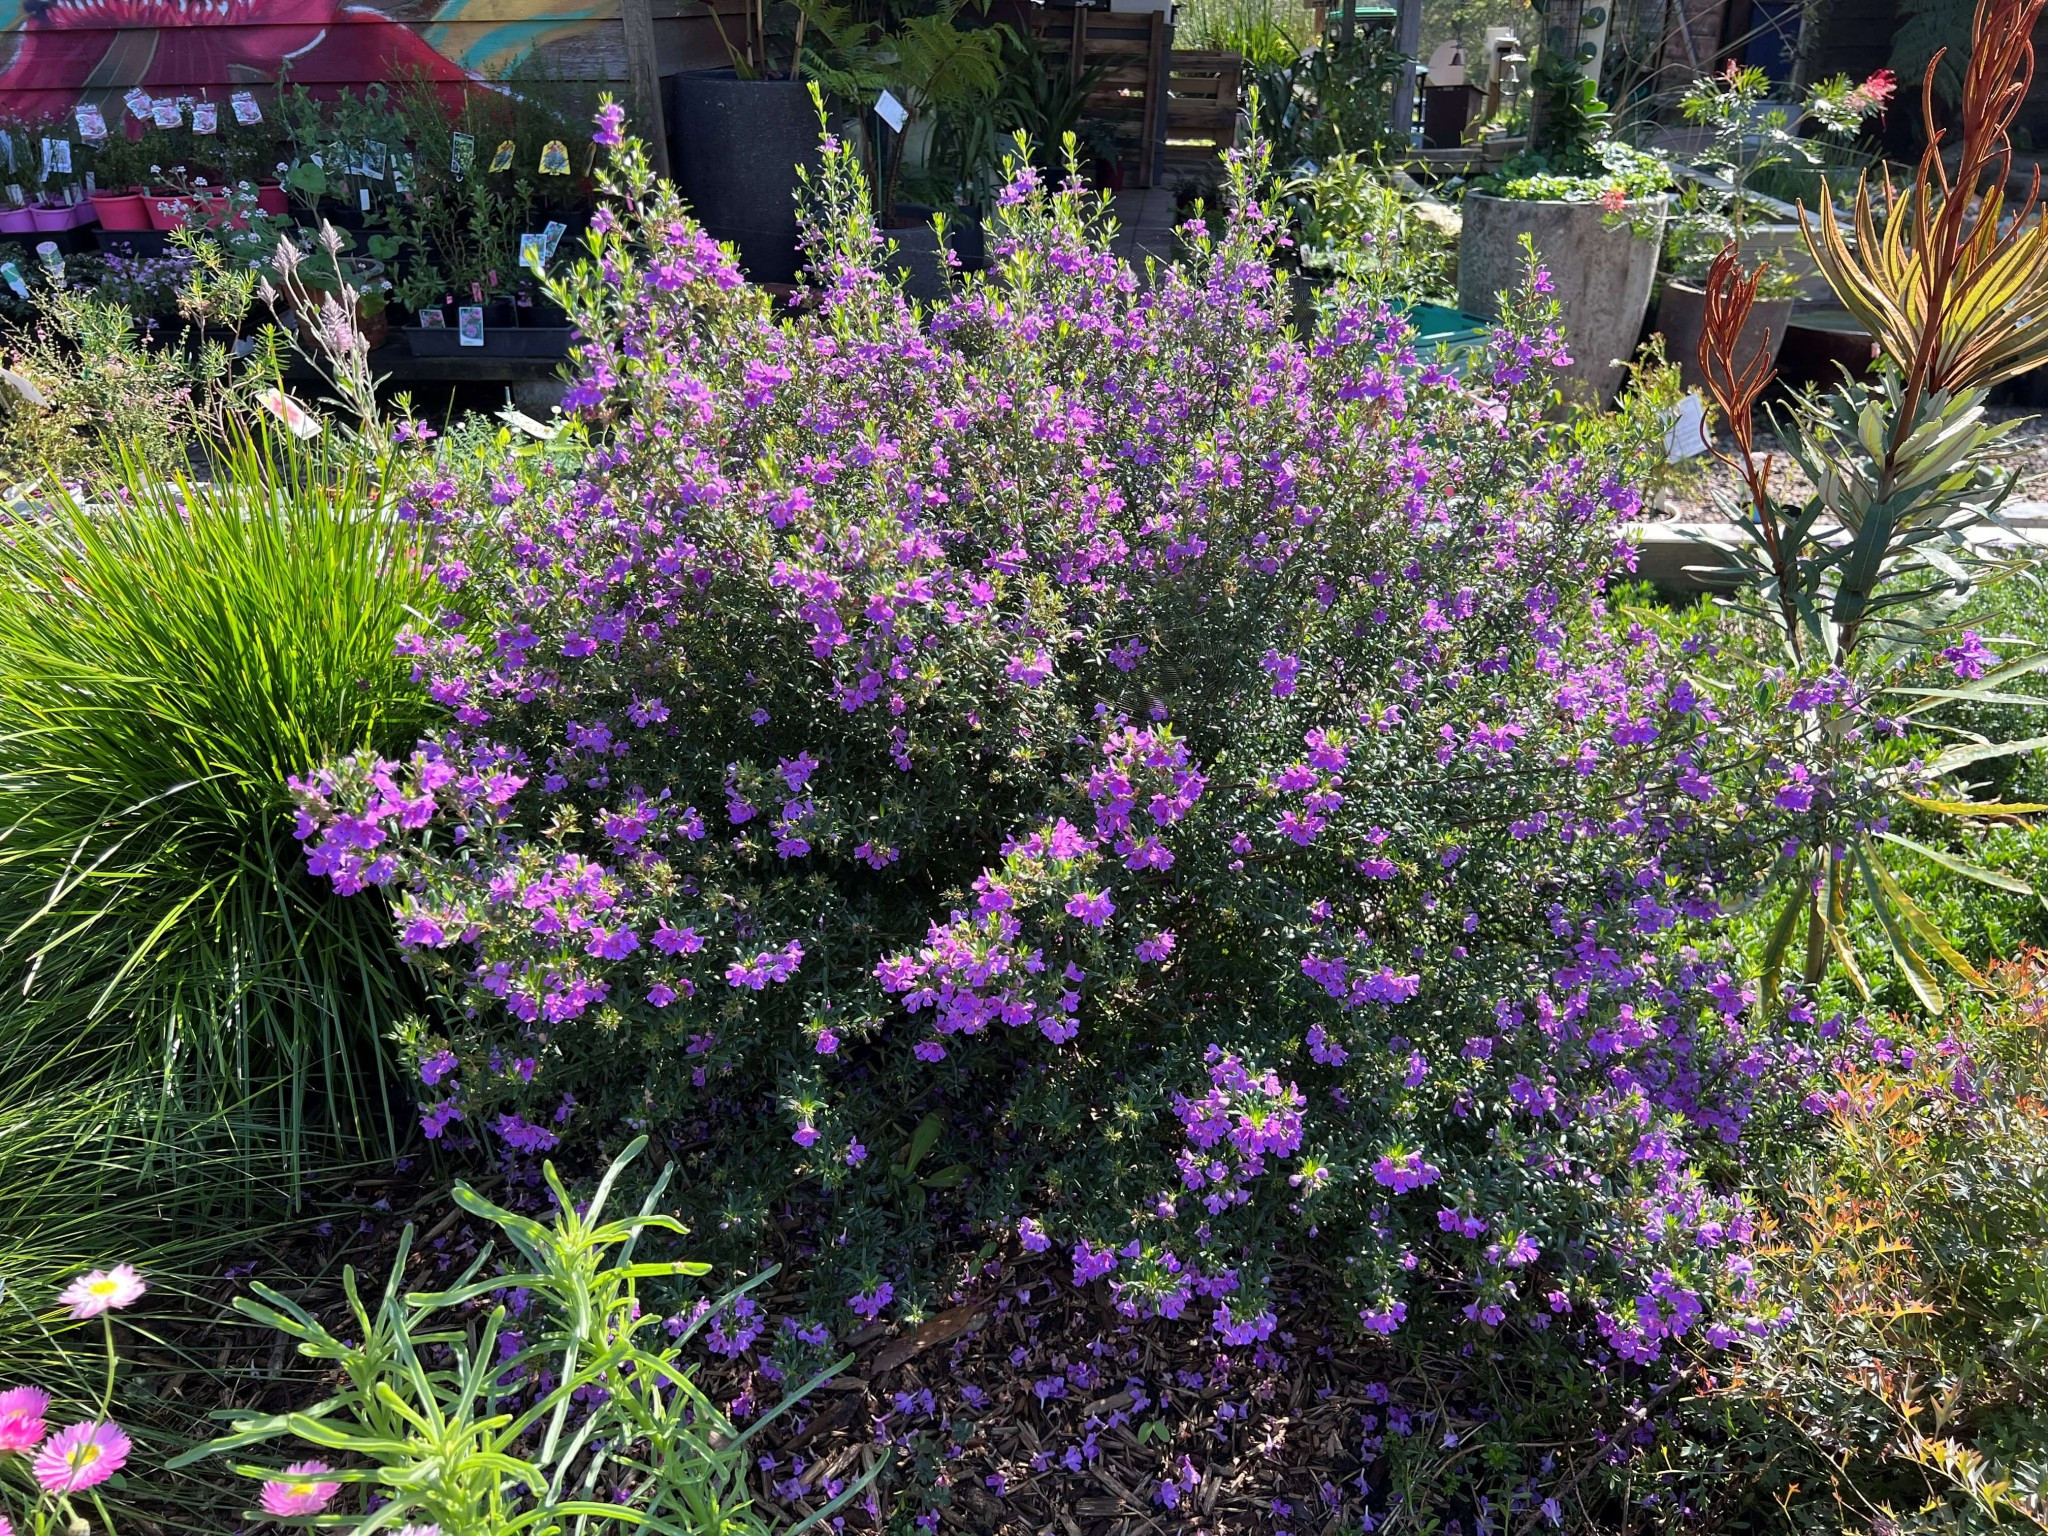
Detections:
1399,302,1491,373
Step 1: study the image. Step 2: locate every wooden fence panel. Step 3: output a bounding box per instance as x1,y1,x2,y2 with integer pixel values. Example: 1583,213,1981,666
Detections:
1029,8,1168,188
1163,48,1240,180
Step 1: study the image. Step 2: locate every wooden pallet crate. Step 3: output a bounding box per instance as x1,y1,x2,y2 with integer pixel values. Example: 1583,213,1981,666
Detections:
1029,8,1170,188
1163,49,1241,180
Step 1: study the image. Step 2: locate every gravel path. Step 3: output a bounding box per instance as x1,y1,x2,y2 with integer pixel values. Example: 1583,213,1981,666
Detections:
1651,405,2048,521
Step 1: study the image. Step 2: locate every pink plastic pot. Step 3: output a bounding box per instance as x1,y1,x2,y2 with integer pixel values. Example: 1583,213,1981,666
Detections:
144,192,193,230
89,190,150,230
145,190,226,231
0,205,36,234
255,183,288,217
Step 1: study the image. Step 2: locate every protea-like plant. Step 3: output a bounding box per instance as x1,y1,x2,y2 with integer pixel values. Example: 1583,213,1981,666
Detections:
1698,0,2048,1010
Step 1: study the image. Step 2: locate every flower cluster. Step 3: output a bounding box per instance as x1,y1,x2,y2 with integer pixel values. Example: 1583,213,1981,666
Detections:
2,1265,145,1530
289,119,1897,1518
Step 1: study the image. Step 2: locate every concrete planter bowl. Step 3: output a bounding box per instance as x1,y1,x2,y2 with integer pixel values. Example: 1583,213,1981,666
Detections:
1456,191,1670,406
1653,279,1794,397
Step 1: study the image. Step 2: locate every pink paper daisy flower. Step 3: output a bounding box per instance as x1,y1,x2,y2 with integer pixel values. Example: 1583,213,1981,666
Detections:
0,1385,50,1453
260,1460,341,1517
397,1527,442,1536
32,1421,130,1493
1,1513,13,1536
57,1264,146,1320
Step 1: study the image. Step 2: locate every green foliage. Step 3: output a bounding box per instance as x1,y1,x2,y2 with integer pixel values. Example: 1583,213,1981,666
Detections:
1278,152,1455,296
1892,0,1973,107
1178,0,1321,64
0,426,437,1173
1482,135,1670,202
1664,64,1883,295
1684,958,2048,1530
174,1137,874,1534
1250,32,1409,169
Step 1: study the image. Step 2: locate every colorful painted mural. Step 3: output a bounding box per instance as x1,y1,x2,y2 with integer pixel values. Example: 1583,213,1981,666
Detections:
0,0,612,115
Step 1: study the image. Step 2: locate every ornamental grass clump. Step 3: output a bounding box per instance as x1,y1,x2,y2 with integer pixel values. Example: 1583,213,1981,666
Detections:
295,105,1900,1512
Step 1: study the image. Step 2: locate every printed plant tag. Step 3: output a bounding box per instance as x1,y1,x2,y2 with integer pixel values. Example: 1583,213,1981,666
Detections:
42,139,71,176
457,304,485,346
358,186,370,212
4,186,22,208
541,218,567,259
451,132,474,178
1663,392,1710,461
489,139,515,172
419,307,446,329
518,232,546,273
874,89,908,132
0,262,26,301
74,104,106,143
258,388,322,439
538,139,569,174
191,102,217,135
231,91,262,125
123,88,151,120
151,98,182,129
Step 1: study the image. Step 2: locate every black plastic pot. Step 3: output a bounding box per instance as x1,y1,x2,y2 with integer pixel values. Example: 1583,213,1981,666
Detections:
666,69,823,284
402,325,573,359
886,204,977,302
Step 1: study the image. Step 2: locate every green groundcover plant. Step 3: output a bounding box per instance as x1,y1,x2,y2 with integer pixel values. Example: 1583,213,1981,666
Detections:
281,96,2035,1523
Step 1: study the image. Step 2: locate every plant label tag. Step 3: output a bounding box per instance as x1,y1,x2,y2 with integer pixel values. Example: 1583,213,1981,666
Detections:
1663,392,1710,461
83,172,94,194
358,186,370,212
538,139,570,174
458,304,485,346
0,262,26,300
518,232,546,273
258,388,322,439
4,186,22,208
470,280,484,304
489,139,515,172
541,219,567,258
419,307,446,328
191,102,217,135
874,89,908,133
152,98,182,129
451,133,475,178
123,88,151,119
74,105,106,143
231,91,262,125
393,149,413,194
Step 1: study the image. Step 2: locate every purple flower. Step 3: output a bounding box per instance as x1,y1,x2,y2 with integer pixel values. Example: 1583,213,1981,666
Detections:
1941,630,2001,680
494,1114,559,1154
848,1280,894,1319
1065,890,1114,927
593,100,626,148
419,1049,458,1086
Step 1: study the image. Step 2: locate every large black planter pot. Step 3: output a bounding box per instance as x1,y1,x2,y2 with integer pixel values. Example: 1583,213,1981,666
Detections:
666,70,822,284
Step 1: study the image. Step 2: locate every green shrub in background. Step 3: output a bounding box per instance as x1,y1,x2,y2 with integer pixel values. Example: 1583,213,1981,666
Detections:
0,426,438,1175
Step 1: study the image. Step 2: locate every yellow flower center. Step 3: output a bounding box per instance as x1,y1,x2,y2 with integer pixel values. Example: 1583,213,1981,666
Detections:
71,1443,102,1468
290,1481,316,1496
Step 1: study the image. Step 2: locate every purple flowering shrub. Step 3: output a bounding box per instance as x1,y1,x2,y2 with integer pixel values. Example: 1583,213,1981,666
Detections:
293,119,1893,1496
